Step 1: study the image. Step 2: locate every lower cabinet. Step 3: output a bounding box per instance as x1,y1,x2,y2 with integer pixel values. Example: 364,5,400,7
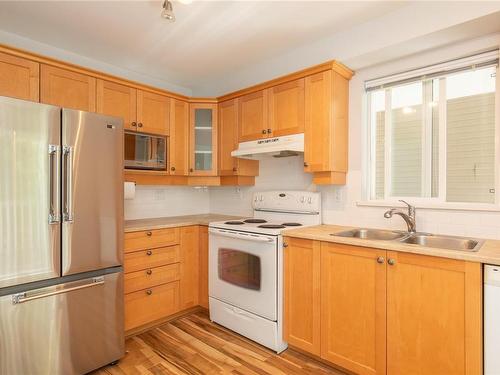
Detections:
179,226,200,309
198,226,209,309
283,237,482,375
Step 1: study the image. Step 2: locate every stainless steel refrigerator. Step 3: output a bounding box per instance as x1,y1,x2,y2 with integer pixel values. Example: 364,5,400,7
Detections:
0,96,125,374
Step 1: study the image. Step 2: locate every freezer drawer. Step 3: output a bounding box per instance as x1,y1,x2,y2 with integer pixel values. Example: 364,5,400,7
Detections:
0,272,124,375
62,109,124,275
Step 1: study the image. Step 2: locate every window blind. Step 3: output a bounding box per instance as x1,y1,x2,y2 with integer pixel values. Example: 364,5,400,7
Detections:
365,49,499,92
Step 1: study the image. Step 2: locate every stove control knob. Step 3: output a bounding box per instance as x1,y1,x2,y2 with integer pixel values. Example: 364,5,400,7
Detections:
300,196,305,203
259,195,264,202
308,197,312,204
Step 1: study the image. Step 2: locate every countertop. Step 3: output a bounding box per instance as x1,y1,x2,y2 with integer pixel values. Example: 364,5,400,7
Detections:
283,224,500,266
124,214,243,233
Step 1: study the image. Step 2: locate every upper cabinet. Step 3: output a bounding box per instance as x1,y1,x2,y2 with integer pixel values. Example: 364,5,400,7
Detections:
304,70,349,184
189,103,218,176
0,52,39,102
218,99,259,177
238,90,268,142
268,78,305,137
169,99,190,176
137,90,170,135
96,80,137,130
40,64,96,112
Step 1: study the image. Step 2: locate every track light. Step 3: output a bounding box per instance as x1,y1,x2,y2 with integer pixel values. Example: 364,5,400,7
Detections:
161,0,175,22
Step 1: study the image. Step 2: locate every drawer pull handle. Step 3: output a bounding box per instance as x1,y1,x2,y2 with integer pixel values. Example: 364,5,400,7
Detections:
146,231,152,237
146,250,152,256
146,269,152,275
146,289,152,295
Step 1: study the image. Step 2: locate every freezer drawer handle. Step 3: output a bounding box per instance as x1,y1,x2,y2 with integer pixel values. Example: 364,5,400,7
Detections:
62,146,74,223
48,144,60,224
11,277,104,304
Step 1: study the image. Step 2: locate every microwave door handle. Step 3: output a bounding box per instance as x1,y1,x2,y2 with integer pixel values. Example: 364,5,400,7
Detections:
208,228,274,243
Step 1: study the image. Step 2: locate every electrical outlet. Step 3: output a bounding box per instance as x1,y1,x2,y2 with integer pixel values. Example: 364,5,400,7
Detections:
335,188,343,203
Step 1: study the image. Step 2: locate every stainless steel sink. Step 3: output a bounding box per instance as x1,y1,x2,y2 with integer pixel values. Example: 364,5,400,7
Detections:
332,228,408,241
399,233,483,252
331,228,483,252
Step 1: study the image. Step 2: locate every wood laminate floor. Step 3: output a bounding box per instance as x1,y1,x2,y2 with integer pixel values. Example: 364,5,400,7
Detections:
92,311,346,375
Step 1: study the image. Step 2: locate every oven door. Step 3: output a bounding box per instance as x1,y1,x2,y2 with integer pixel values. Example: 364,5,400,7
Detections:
124,131,166,170
209,228,277,321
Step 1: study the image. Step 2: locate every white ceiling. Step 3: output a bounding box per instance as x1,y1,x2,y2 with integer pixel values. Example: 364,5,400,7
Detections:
0,1,499,97
0,1,407,93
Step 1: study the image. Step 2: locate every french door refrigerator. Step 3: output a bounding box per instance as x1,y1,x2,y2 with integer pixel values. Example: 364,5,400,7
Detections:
0,96,124,375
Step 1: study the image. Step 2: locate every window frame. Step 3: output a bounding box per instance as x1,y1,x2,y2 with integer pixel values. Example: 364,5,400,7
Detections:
362,64,500,211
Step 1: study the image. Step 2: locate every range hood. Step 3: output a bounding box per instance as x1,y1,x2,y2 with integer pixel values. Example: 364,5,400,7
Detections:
231,133,304,160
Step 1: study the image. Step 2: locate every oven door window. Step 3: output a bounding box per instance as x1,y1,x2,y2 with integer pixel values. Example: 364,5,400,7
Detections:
218,248,261,291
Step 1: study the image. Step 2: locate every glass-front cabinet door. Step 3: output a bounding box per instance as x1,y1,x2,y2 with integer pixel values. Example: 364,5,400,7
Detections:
189,103,218,176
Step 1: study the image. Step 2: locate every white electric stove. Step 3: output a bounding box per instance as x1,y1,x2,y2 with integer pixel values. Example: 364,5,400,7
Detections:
208,191,321,353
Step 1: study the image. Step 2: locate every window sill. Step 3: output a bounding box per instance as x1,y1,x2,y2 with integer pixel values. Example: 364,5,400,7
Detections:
356,200,500,212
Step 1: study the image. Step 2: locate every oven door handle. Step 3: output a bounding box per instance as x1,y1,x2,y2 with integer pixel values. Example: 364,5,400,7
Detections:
209,228,275,243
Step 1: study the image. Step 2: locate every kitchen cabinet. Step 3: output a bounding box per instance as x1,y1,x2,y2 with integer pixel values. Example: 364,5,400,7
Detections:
169,98,190,176
238,90,268,142
304,70,349,184
284,240,482,375
198,226,209,309
320,243,386,375
218,99,259,176
283,237,321,356
268,78,305,137
386,251,482,375
189,103,218,176
96,79,137,130
179,226,200,309
40,64,96,111
137,90,170,135
0,51,39,101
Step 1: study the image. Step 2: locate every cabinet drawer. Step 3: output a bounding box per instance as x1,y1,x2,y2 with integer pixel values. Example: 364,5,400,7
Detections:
125,227,180,253
125,281,180,331
124,246,180,273
124,264,180,294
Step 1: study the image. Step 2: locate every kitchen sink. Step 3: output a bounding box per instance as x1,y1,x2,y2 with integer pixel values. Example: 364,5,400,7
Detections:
399,233,483,252
331,228,483,252
332,228,408,241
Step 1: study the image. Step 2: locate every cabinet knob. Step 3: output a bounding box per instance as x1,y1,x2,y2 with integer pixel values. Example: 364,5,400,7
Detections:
189,168,194,172
146,289,152,296
304,162,309,167
146,250,152,256
267,128,272,134
171,166,176,171
131,121,137,127
232,167,237,172
283,243,288,248
146,231,152,236
388,258,396,266
376,256,385,264
146,269,152,275
262,129,267,135
137,122,143,128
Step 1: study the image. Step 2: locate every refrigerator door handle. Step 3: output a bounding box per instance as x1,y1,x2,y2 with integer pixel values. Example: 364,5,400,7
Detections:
11,276,105,304
48,144,60,224
62,145,74,223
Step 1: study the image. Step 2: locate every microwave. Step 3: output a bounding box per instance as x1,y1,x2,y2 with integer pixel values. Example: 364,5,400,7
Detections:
124,131,167,171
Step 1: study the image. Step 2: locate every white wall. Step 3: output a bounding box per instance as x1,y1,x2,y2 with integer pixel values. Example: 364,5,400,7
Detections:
209,33,500,240
124,186,209,220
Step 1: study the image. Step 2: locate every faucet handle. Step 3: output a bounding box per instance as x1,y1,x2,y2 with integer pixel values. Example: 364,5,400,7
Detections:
399,200,415,216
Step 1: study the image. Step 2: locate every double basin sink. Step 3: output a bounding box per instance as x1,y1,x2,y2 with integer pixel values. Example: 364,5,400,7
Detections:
332,228,483,252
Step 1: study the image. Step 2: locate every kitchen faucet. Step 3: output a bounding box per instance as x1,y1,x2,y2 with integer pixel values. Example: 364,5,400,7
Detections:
384,200,416,233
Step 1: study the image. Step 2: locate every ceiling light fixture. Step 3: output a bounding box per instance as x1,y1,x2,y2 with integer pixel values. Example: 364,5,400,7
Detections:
161,0,175,22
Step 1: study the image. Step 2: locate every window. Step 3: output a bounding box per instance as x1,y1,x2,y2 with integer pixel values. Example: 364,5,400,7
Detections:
366,52,499,206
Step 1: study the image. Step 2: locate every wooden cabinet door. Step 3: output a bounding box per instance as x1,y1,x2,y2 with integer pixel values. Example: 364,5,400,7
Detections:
386,252,482,375
321,243,386,375
189,103,218,176
268,78,305,137
198,225,209,309
238,90,268,142
40,65,96,111
179,226,200,310
96,79,136,130
283,237,321,356
304,70,348,175
0,52,39,101
136,90,169,135
169,99,189,175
